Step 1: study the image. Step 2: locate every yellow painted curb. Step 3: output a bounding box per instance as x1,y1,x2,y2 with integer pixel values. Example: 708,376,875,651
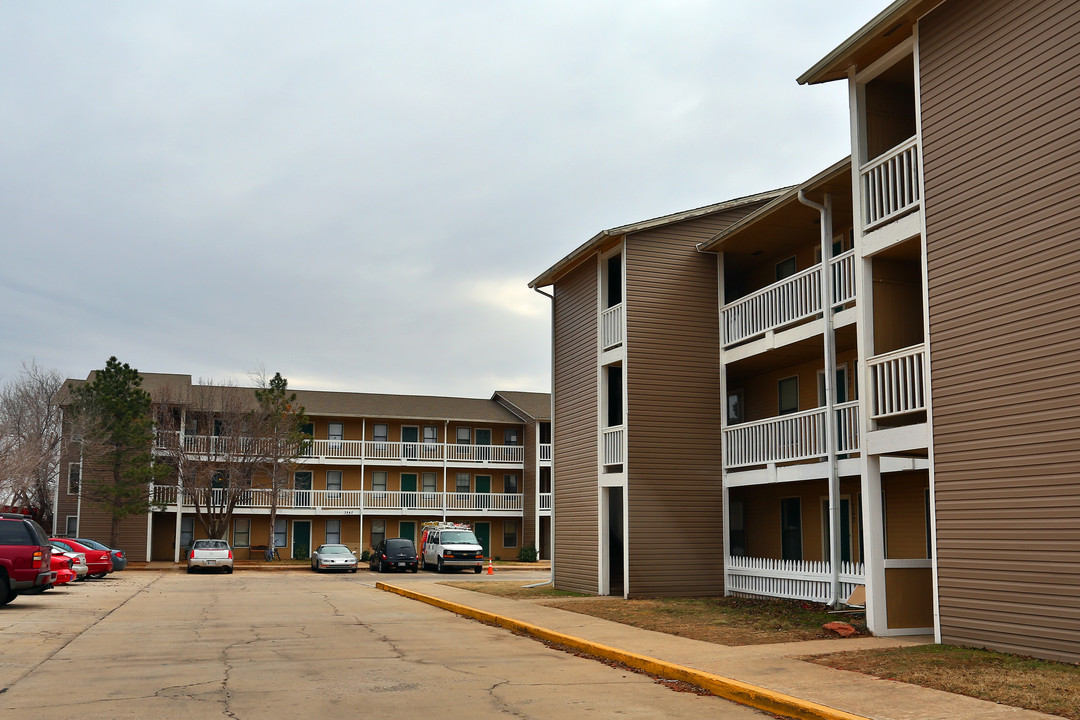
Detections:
376,582,870,720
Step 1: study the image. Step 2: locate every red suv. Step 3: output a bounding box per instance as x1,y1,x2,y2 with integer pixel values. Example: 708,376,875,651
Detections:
0,514,53,605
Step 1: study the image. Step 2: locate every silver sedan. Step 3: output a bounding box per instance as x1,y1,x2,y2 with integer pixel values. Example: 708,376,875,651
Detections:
310,544,359,573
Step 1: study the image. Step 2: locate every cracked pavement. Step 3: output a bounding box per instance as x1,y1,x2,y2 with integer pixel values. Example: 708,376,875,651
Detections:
0,572,766,719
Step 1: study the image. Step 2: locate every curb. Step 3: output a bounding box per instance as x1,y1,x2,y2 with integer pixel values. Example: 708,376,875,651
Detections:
376,582,870,720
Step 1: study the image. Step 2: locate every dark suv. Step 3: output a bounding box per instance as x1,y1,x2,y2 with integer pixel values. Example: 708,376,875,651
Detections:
0,514,53,605
369,538,419,573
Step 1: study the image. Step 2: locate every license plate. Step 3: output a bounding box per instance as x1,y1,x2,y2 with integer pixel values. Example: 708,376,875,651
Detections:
206,560,216,565
397,562,405,567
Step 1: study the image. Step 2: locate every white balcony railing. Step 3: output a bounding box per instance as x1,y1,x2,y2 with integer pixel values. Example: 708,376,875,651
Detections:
602,425,625,466
861,135,920,229
601,302,624,351
539,493,552,511
539,443,552,462
721,250,856,347
868,343,926,419
723,401,859,469
726,555,865,603
152,485,524,513
158,435,526,466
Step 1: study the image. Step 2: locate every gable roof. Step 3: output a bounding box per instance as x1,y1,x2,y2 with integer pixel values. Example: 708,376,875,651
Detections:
528,189,788,289
493,390,551,422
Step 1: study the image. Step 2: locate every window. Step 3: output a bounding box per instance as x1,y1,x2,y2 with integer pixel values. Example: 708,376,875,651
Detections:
778,376,799,415
65,516,77,537
504,428,519,445
370,519,385,549
781,497,802,561
67,463,81,495
373,424,389,443
727,390,744,425
326,519,341,545
817,366,849,406
181,517,195,548
300,422,314,437
233,518,250,548
456,473,470,493
423,425,438,443
274,518,287,548
503,474,519,493
328,422,344,448
775,256,797,281
373,471,387,492
456,427,471,444
422,472,437,493
503,519,518,548
326,470,342,498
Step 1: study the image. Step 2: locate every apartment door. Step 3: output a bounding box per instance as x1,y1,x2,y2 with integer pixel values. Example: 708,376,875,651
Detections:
402,426,419,460
475,475,491,508
401,473,417,509
292,520,311,560
295,471,312,508
474,522,491,558
475,429,491,460
399,521,415,544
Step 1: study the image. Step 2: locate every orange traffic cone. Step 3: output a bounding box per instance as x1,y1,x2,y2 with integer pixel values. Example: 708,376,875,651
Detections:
486,557,495,575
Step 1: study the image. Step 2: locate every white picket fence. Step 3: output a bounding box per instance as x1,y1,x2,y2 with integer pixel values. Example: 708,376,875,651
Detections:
726,555,864,603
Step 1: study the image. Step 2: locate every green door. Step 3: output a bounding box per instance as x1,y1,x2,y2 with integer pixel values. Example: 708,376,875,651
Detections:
475,475,491,509
293,520,311,560
474,522,490,558
401,473,417,508
402,426,419,459
475,428,491,461
399,521,415,544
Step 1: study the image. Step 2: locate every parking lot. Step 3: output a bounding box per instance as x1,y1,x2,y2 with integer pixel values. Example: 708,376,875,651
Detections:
1,570,765,719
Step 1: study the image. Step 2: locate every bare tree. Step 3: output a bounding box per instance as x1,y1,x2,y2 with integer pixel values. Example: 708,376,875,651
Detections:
0,360,65,526
154,381,265,541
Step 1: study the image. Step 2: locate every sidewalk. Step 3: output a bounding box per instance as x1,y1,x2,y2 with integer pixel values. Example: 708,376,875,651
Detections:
128,559,551,572
377,580,1059,720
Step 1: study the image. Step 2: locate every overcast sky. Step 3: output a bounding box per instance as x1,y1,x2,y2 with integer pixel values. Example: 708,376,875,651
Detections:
1,1,872,398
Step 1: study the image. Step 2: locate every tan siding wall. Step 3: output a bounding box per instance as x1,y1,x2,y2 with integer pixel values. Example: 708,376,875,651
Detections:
625,208,765,597
920,0,1080,662
732,348,860,423
552,259,600,593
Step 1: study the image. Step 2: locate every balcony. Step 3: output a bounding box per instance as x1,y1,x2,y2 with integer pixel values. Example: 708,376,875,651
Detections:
603,425,625,466
861,136,920,230
721,250,855,347
868,343,926,420
601,302,624,351
156,435,526,466
726,555,864,603
539,492,552,512
152,485,524,514
539,443,552,463
723,401,859,469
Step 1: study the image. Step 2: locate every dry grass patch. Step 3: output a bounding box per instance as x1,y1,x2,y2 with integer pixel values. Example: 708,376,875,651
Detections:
541,596,856,646
440,580,585,600
806,644,1080,720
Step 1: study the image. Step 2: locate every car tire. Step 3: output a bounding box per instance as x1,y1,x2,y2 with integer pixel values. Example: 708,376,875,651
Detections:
186,566,195,574
92,572,108,579
411,567,418,573
350,568,357,573
474,566,482,574
436,558,444,574
225,567,233,575
0,575,13,606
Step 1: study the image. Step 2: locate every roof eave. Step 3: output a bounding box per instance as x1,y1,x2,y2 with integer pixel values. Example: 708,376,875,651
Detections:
798,0,924,85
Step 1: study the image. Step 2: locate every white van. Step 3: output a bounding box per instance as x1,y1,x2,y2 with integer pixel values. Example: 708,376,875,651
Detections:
420,522,484,573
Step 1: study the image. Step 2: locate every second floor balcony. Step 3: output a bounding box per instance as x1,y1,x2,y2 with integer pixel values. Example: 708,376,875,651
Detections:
723,401,859,469
861,135,920,231
722,249,855,347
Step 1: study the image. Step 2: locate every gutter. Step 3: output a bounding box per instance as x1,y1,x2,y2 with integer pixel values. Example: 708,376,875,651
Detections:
524,286,556,589
797,189,842,608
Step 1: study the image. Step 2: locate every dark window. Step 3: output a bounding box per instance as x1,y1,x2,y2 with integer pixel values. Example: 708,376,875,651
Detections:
778,376,799,415
0,521,30,544
539,422,551,444
781,497,802,561
386,539,415,553
775,256,797,281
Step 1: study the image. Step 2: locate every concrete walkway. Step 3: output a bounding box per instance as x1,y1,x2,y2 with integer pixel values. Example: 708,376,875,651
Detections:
376,580,1059,720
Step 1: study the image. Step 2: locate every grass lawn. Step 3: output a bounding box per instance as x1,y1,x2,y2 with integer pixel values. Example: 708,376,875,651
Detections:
805,644,1080,720
444,581,1078,718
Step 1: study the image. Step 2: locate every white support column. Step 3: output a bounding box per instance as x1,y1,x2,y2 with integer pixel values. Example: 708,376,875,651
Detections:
173,406,186,563
145,507,154,563
861,455,888,633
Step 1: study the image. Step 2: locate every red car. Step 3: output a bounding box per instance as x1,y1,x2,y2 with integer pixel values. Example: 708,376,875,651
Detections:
50,538,113,578
49,552,76,586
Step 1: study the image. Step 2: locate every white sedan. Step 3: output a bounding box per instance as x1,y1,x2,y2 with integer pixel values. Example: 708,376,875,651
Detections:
310,544,358,573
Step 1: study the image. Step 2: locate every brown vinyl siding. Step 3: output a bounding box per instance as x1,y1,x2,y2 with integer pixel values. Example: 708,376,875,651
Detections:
552,258,600,593
920,0,1080,662
625,208,764,597
522,421,537,553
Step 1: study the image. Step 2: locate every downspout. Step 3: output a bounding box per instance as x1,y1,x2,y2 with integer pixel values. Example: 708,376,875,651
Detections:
798,189,842,608
442,420,449,522
524,285,555,588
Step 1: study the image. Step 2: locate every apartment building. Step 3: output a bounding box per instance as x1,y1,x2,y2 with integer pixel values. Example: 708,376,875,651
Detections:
529,191,785,597
797,0,1080,663
56,373,551,565
535,0,1080,664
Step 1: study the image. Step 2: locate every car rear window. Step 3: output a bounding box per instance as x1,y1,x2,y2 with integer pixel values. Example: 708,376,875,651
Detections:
193,540,229,550
386,539,415,552
0,520,31,545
